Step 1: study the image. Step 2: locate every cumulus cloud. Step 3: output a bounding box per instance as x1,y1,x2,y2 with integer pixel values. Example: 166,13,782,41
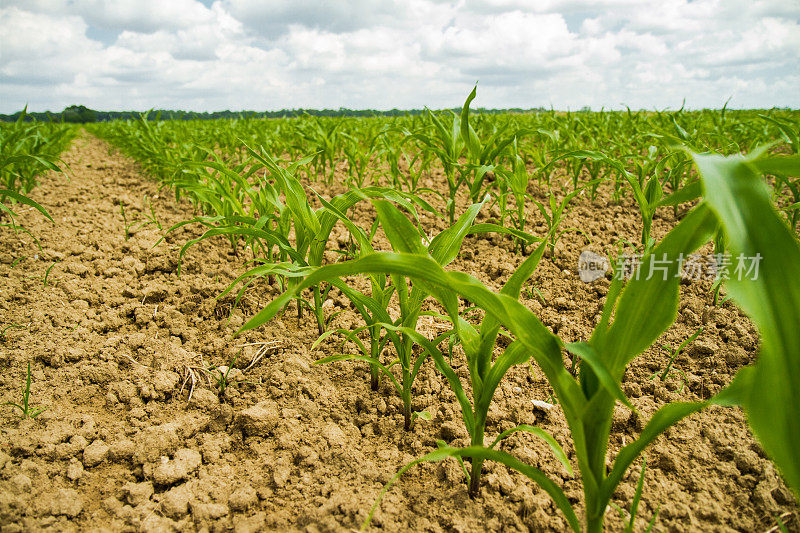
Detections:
0,0,798,113
220,0,410,36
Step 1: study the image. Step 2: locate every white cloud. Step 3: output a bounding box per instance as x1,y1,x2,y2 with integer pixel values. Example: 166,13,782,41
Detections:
0,0,798,113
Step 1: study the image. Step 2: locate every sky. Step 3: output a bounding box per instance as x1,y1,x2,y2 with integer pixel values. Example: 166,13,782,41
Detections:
1,0,798,113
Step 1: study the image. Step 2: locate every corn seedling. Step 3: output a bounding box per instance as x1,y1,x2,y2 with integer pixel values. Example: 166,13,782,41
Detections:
608,459,658,533
297,116,343,182
494,139,534,253
312,273,397,392
119,204,135,241
25,259,60,287
138,194,162,231
651,327,702,385
3,362,45,420
523,282,546,306
392,240,575,497
0,324,28,342
240,197,487,430
400,148,435,194
458,86,527,205
601,153,670,251
409,85,517,224
410,109,464,224
532,187,588,258
208,351,241,401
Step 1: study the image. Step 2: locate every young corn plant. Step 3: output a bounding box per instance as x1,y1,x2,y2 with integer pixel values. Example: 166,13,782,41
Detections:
237,240,582,525
389,240,574,497
458,86,527,206
399,147,435,194
297,115,343,182
650,327,702,384
241,146,436,335
532,187,587,259
410,108,464,224
138,194,163,231
312,273,398,392
710,229,727,306
239,197,487,430
494,139,535,254
3,362,45,420
352,200,721,532
341,127,383,188
554,150,607,193
208,351,241,402
604,151,695,253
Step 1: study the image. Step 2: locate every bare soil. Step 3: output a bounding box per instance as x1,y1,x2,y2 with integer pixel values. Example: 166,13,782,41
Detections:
0,132,797,532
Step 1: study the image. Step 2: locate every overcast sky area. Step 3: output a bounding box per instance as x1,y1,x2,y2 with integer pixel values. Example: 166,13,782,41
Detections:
1,0,799,113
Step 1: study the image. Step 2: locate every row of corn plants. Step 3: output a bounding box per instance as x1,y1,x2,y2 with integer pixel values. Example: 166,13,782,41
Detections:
91,101,799,224
235,149,800,533
93,98,799,530
1,110,75,236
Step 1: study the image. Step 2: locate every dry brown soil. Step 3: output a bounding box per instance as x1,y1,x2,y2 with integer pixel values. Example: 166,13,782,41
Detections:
0,132,797,532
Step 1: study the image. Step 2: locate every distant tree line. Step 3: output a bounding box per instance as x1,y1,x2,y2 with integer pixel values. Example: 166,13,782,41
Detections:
1,104,550,123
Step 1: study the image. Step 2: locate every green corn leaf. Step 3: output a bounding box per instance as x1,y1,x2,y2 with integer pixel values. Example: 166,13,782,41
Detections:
460,84,481,161
217,262,311,299
477,340,532,410
243,143,321,235
428,198,485,266
467,222,541,246
625,458,648,533
0,189,53,223
176,225,303,274
501,240,548,298
750,154,800,177
594,204,718,373
566,342,634,411
692,150,800,496
487,424,573,476
311,190,374,256
0,154,61,173
451,446,580,532
372,200,426,255
659,180,701,207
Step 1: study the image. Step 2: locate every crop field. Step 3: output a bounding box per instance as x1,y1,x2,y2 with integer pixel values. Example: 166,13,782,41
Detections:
0,95,798,532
